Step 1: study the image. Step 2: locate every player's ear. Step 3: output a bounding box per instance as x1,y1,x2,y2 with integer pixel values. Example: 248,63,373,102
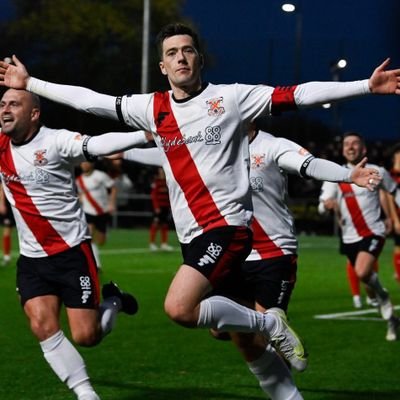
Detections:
31,108,40,122
159,61,167,76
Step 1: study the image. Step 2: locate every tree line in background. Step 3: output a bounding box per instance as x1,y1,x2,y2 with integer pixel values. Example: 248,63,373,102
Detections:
0,0,186,134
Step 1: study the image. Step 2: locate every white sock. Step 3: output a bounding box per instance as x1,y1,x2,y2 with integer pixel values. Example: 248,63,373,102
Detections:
99,298,122,336
40,330,95,395
91,243,101,268
197,296,276,335
248,345,303,400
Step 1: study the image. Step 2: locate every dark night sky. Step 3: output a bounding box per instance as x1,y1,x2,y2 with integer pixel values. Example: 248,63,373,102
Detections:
1,0,400,141
182,0,400,141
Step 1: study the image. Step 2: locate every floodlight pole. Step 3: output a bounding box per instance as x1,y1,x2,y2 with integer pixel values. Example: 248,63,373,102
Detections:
141,0,151,93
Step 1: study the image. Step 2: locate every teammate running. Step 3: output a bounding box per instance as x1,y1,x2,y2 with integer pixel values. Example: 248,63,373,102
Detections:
116,126,379,399
319,132,399,341
0,88,148,399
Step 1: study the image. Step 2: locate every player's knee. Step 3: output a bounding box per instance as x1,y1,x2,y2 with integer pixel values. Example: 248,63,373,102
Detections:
164,300,196,327
71,328,101,347
30,322,59,342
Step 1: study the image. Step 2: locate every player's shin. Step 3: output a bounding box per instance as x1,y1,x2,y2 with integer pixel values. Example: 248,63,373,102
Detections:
39,330,97,398
248,345,303,400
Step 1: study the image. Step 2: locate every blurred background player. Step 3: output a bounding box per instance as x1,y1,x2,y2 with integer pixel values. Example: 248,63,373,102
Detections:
0,182,14,266
342,185,392,309
106,158,134,214
76,161,116,269
149,167,173,251
389,144,400,283
319,132,399,341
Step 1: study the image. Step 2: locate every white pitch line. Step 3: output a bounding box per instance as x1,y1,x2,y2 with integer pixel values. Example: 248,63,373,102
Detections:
314,305,400,320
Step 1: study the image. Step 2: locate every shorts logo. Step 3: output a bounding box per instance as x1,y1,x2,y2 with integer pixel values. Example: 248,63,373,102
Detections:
206,97,225,116
79,275,92,304
368,238,379,252
277,280,291,305
197,242,223,267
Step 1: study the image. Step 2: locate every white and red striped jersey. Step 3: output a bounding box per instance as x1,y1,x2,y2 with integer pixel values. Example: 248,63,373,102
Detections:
246,132,311,261
118,84,292,243
76,170,114,216
319,164,397,243
0,126,92,257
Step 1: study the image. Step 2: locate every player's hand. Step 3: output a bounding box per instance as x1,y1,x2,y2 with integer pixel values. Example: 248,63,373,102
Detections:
0,55,30,89
350,157,381,191
368,58,400,95
384,217,393,235
106,152,123,160
323,198,338,211
145,131,154,142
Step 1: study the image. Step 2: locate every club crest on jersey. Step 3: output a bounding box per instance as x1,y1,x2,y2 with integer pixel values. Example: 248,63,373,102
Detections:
206,97,225,116
33,149,48,166
251,153,266,169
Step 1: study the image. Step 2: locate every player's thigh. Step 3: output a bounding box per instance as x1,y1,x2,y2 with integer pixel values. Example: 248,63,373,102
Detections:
66,307,101,346
165,264,212,316
354,251,377,277
23,295,61,340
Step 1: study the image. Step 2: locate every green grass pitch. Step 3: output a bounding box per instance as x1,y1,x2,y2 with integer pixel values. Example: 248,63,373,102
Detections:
0,229,399,399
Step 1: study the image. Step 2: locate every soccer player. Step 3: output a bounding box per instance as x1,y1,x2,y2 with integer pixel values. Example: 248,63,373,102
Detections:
0,88,150,399
116,127,380,399
318,132,399,341
0,182,14,265
1,22,400,372
148,167,173,251
76,161,117,269
389,144,400,282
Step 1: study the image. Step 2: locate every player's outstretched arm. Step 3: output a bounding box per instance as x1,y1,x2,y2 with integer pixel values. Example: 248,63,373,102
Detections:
0,55,118,119
368,58,400,94
0,55,29,89
349,157,382,190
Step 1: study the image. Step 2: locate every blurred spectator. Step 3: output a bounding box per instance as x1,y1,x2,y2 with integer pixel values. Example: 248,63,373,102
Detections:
149,167,173,252
76,161,116,269
0,183,14,266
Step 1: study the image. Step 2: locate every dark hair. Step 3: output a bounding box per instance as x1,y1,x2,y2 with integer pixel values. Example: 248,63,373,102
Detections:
156,23,201,58
342,131,365,145
31,92,41,110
